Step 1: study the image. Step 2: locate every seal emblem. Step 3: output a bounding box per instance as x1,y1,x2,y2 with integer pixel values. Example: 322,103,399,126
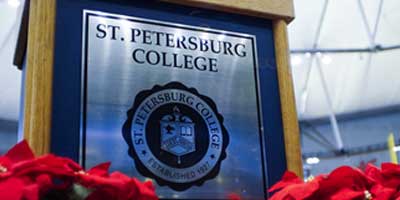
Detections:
160,106,196,164
122,82,229,191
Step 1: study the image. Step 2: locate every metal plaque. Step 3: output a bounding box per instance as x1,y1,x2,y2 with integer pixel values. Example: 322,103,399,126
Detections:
82,10,266,199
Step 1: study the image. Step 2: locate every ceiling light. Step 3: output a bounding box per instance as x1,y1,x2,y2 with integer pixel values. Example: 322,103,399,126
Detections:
291,55,302,66
306,157,320,165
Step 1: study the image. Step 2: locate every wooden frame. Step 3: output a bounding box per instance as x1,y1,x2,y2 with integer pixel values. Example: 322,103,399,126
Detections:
163,0,294,23
18,0,302,177
273,20,303,177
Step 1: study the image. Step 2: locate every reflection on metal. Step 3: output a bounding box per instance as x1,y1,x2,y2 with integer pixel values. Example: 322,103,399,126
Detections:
81,10,266,198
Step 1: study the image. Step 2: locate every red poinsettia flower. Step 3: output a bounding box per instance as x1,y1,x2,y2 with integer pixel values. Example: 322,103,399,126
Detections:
76,163,158,200
0,177,31,200
268,171,322,200
0,141,84,199
269,166,386,200
4,152,83,195
0,140,158,200
0,141,47,200
377,163,400,190
10,154,81,179
370,183,396,200
0,170,55,200
364,164,397,200
75,162,113,188
85,172,157,200
268,171,303,193
0,140,81,180
310,166,375,200
0,141,35,179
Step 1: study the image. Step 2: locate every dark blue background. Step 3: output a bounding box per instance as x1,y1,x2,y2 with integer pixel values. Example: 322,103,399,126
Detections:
51,0,287,193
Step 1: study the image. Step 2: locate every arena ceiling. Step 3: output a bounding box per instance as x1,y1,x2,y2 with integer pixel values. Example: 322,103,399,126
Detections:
0,0,399,122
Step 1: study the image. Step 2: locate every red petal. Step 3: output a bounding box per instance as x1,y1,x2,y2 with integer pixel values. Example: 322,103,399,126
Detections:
320,166,372,192
35,174,53,194
0,177,25,200
381,163,400,173
87,162,111,177
329,188,364,200
365,164,383,182
371,184,396,200
109,171,131,182
268,171,303,192
83,173,157,200
22,184,39,200
4,140,35,163
11,155,79,178
394,191,400,200
270,180,319,200
269,185,298,200
131,179,157,200
290,180,320,200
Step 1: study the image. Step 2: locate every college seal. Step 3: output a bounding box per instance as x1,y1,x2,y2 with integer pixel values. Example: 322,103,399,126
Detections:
122,82,229,191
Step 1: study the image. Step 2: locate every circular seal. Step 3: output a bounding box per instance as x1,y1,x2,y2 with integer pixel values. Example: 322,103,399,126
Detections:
122,82,229,191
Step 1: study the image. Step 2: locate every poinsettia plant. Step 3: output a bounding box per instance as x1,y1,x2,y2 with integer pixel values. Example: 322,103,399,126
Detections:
0,141,157,200
268,163,400,200
3,141,400,200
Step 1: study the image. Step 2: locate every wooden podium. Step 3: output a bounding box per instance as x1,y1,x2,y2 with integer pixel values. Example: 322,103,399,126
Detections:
15,0,302,198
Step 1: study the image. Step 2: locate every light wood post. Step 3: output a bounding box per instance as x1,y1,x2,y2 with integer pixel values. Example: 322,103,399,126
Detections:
273,19,303,177
23,0,56,155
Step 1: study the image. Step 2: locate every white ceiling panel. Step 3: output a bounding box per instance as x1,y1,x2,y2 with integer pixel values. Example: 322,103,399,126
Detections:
0,1,22,121
375,0,400,46
317,0,371,48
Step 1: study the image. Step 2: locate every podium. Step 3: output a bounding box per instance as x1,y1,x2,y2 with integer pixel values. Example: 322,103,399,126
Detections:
15,0,301,199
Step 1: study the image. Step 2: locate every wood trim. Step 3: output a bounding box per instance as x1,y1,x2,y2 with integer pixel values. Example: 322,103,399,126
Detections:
162,0,294,22
14,0,294,68
23,0,56,155
273,19,303,177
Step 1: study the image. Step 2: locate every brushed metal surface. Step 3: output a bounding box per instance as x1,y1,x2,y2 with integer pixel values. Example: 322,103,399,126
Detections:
82,10,265,199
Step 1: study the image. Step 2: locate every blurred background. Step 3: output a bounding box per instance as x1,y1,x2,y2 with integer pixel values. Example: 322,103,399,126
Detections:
0,0,399,179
